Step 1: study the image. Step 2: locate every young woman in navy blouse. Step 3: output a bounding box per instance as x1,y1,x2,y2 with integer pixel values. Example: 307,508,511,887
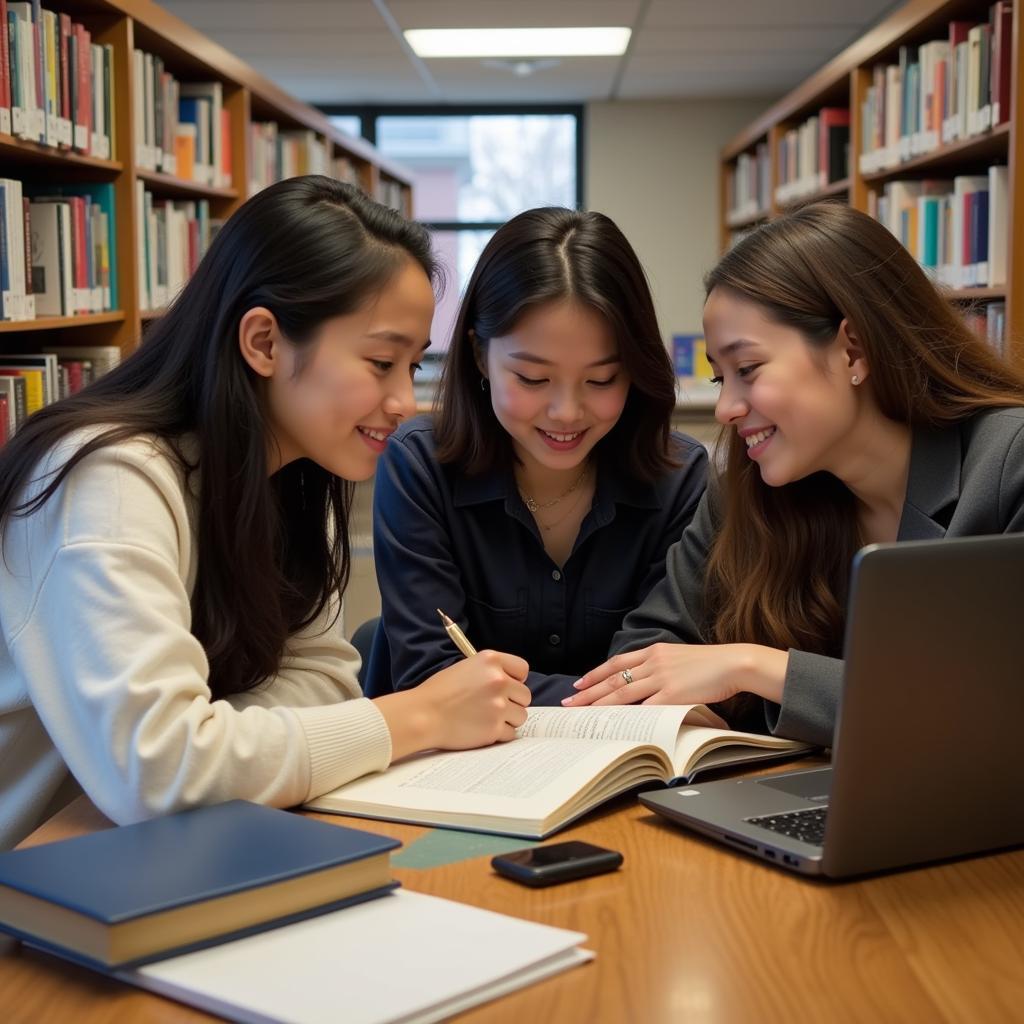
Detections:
364,207,708,704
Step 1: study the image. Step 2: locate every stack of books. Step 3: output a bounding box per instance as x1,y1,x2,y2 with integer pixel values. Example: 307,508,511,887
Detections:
0,799,593,1023
0,801,401,970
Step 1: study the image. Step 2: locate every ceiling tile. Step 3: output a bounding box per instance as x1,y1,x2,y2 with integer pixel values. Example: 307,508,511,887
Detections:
626,51,822,75
276,75,430,104
159,1,389,33
618,68,803,100
248,57,417,77
206,30,403,59
630,26,864,56
424,56,620,101
643,0,897,29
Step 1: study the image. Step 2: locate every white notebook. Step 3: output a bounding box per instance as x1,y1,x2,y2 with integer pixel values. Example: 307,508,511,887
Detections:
120,889,592,1024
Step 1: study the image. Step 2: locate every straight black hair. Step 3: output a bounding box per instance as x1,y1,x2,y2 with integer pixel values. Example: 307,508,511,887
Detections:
434,207,678,481
0,175,437,697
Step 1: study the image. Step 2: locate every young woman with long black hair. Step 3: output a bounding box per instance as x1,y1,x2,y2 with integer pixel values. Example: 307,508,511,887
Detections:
0,176,529,850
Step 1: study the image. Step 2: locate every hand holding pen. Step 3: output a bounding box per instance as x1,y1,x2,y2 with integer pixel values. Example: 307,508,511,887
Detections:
372,612,531,757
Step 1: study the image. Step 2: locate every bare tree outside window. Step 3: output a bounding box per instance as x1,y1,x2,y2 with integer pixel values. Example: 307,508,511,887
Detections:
325,108,580,369
461,116,576,220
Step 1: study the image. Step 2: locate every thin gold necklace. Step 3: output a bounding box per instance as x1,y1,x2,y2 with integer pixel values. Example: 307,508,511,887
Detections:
519,465,589,513
534,482,591,532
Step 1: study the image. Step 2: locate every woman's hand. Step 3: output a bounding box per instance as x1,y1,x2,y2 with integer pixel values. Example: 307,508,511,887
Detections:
375,650,531,759
562,643,788,708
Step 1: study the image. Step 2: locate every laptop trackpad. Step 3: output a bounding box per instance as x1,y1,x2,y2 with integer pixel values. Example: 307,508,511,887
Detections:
756,769,831,801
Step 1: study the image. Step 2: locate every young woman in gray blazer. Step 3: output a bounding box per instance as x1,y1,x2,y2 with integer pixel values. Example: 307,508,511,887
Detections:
566,202,1024,747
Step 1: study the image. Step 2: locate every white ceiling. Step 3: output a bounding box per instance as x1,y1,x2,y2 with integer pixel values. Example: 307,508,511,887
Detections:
159,0,901,105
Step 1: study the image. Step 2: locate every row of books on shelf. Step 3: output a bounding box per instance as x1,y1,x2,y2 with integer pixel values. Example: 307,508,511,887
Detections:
133,55,231,188
248,123,331,196
376,177,405,213
775,108,849,205
334,154,364,188
725,141,770,224
135,183,218,312
859,0,1013,174
0,345,120,442
869,166,1008,288
1,0,114,158
247,122,383,203
1,178,116,321
3,168,402,323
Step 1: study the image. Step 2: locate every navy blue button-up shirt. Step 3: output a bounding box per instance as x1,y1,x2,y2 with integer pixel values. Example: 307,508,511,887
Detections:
364,416,708,705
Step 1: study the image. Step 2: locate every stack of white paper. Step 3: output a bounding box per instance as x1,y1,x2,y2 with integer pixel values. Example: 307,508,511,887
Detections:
123,889,593,1024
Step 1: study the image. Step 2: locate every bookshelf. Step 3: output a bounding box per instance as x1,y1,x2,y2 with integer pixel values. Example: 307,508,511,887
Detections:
0,0,412,362
719,0,1022,365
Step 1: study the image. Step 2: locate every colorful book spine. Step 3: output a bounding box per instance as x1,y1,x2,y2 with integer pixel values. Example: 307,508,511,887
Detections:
0,0,11,135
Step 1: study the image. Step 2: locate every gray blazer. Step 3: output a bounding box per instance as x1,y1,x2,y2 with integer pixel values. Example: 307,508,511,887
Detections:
611,407,1024,746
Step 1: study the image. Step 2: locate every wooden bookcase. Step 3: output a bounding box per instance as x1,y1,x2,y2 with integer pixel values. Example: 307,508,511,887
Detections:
0,0,412,355
720,0,1023,366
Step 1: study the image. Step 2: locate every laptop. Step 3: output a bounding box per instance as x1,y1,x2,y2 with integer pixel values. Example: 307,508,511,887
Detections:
640,534,1024,877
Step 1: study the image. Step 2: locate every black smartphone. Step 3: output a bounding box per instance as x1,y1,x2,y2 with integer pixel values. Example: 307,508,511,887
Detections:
491,841,623,887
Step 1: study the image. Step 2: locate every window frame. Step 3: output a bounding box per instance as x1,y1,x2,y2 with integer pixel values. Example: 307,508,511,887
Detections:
318,103,586,229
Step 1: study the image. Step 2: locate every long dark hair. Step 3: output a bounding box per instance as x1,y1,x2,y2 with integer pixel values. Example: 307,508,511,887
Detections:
435,207,678,481
0,175,437,697
703,202,1024,665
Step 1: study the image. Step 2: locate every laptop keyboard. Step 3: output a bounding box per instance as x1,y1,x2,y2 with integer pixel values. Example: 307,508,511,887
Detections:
747,806,828,846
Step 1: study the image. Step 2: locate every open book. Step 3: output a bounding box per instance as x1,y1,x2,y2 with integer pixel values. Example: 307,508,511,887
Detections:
306,705,811,839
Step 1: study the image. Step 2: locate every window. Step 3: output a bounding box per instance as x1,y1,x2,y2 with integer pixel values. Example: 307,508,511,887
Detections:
325,107,582,349
330,115,362,140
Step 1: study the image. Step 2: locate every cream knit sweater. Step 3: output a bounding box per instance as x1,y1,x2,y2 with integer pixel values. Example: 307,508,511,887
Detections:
0,432,392,850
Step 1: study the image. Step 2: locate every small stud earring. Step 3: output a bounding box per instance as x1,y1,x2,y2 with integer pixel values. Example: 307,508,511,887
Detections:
851,375,860,386
480,377,489,392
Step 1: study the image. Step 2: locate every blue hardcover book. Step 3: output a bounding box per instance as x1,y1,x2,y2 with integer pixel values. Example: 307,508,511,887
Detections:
177,97,201,123
973,189,989,281
177,97,208,164
0,800,400,970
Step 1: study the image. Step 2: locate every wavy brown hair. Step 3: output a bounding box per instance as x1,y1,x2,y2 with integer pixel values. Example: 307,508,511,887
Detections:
0,176,436,698
703,202,1024,670
435,207,678,482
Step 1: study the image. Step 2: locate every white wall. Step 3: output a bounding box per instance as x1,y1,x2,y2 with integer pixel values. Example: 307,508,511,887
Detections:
585,99,770,339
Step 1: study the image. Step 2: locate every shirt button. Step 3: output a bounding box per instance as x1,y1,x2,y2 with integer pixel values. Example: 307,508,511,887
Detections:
548,634,561,646
551,570,562,581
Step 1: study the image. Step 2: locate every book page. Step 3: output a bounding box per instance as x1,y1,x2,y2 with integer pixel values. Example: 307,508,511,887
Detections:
310,737,664,823
672,726,810,780
519,707,803,780
518,704,727,757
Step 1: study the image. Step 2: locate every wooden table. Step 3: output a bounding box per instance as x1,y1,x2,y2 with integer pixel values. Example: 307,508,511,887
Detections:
2,780,1023,1024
